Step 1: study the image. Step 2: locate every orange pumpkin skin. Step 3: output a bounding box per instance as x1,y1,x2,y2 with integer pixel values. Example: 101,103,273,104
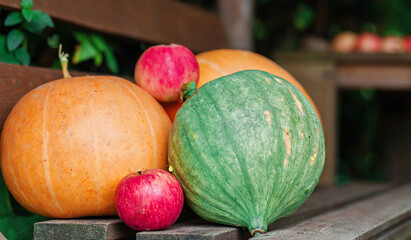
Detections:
0,76,171,218
162,49,321,122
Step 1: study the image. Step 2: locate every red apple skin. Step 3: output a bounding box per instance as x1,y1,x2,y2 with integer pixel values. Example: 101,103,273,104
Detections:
404,35,411,52
381,36,406,53
356,33,381,53
135,44,199,102
331,31,358,53
115,169,184,231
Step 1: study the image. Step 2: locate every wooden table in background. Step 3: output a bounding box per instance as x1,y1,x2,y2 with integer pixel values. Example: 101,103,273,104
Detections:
275,52,411,187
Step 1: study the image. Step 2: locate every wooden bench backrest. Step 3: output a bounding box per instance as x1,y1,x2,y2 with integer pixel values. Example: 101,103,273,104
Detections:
0,0,229,130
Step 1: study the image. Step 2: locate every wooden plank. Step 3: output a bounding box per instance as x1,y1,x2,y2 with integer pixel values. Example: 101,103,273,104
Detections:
134,182,390,239
0,232,7,240
136,219,241,240
275,52,411,63
0,0,228,52
336,65,411,89
256,183,411,240
0,62,89,130
372,218,411,240
33,218,135,240
217,0,254,50
268,182,391,231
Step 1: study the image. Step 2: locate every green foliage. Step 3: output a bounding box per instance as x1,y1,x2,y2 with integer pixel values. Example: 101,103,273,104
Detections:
72,31,119,74
4,12,23,26
293,3,314,31
0,173,48,240
7,29,24,51
0,0,54,65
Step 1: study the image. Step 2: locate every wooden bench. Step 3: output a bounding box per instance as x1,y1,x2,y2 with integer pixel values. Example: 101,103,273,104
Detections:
1,1,411,239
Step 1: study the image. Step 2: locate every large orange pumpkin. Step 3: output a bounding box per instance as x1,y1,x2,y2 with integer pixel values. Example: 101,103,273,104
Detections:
162,49,320,122
0,76,171,218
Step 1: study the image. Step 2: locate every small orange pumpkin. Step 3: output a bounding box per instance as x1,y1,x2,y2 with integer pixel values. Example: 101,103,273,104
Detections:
1,74,171,218
162,49,321,122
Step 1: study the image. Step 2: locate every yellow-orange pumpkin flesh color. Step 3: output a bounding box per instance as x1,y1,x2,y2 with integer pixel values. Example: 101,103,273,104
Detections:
162,49,321,122
0,76,171,218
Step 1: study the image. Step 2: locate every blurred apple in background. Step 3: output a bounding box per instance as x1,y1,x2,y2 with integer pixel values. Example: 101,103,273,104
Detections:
331,31,358,53
357,33,381,53
381,36,406,53
404,35,411,52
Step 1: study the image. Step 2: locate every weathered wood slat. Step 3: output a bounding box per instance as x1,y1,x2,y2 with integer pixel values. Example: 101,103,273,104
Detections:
372,218,411,240
336,65,411,89
0,62,90,129
136,219,241,240
134,182,390,240
0,0,228,52
268,182,391,231
274,52,411,90
255,183,411,240
33,218,135,240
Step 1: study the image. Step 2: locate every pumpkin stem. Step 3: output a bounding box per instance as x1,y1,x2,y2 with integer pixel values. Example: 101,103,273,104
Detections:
178,81,197,102
58,44,72,79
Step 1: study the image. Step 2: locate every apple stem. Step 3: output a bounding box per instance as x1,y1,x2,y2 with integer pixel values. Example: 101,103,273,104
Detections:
58,44,72,79
137,169,142,175
179,81,197,102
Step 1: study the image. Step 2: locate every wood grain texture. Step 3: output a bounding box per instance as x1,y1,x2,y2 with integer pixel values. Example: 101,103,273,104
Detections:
255,183,411,240
34,218,135,240
136,182,388,239
0,62,91,130
136,219,242,240
372,218,411,240
269,182,391,231
217,0,254,50
0,0,228,52
336,65,411,89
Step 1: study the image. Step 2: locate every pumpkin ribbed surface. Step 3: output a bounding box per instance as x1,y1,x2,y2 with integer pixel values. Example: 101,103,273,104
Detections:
0,76,171,218
168,70,324,234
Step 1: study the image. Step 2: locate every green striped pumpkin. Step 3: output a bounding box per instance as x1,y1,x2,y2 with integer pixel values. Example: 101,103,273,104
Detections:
168,70,325,236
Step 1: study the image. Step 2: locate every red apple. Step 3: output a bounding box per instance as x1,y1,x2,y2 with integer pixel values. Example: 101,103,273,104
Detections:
381,36,406,53
331,31,358,53
356,33,381,53
115,169,184,231
404,35,411,52
134,43,199,102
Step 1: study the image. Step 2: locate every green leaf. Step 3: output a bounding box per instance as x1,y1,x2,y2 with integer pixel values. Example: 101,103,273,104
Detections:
294,3,314,31
103,46,118,74
22,8,34,22
7,29,24,51
0,35,19,64
90,35,118,73
90,35,109,52
21,0,34,9
94,51,103,66
14,47,30,65
22,20,46,33
4,12,23,26
31,10,54,27
47,34,59,48
73,33,98,64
